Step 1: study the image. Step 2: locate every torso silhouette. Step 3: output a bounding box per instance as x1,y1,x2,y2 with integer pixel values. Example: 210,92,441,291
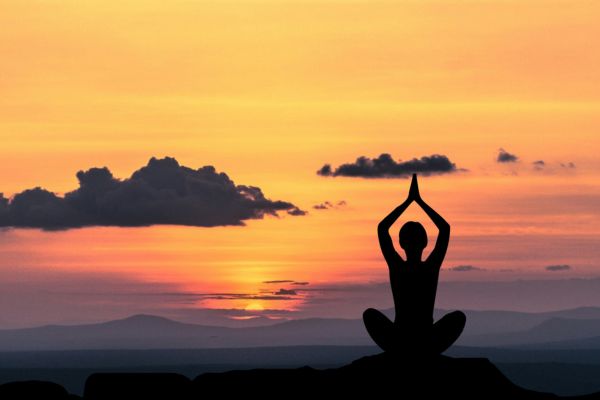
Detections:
388,255,439,331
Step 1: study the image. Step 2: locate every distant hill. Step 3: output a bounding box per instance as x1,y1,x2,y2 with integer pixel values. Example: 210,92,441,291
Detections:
443,306,600,337
513,334,600,350
0,315,368,351
463,317,600,347
3,307,600,351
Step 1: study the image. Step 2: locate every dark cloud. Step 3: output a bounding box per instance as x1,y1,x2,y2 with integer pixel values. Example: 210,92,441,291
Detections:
240,295,296,301
312,200,347,210
316,153,462,178
0,157,306,230
447,265,485,272
316,164,333,176
533,160,576,173
263,280,310,286
287,207,307,216
274,288,297,296
497,148,518,163
299,281,388,293
560,162,576,169
532,162,544,172
545,264,571,272
196,294,296,301
313,201,332,210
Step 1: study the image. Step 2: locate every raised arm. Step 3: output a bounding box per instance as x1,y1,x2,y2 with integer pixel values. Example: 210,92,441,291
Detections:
378,198,411,264
411,174,450,266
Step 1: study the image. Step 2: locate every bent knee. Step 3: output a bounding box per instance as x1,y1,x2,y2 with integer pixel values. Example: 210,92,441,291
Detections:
362,308,380,320
448,310,467,326
363,308,392,325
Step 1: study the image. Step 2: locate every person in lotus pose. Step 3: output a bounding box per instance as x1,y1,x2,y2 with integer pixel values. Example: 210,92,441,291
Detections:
363,173,466,357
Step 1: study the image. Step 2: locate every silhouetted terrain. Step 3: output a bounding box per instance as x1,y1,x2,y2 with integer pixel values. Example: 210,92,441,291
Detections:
3,309,600,397
3,346,600,396
3,352,599,399
189,354,565,399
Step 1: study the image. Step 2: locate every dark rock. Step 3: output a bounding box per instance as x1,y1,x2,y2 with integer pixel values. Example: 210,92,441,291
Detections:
192,353,577,399
83,373,191,400
0,380,75,399
4,353,600,399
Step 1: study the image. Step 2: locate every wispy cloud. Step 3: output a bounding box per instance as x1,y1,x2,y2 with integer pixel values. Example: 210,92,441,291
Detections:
545,264,572,272
263,280,309,286
274,288,297,295
447,265,486,272
313,200,347,210
532,160,545,170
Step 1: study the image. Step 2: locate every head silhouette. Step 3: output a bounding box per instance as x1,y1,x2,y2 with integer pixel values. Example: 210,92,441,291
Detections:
399,221,428,256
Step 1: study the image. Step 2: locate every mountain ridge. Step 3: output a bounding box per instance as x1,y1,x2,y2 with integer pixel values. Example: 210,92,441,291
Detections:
4,307,600,351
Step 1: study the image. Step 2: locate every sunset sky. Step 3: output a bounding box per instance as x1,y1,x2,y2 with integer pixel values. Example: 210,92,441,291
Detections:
0,0,599,328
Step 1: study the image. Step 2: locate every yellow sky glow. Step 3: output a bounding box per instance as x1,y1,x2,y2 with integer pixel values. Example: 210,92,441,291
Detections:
0,0,599,325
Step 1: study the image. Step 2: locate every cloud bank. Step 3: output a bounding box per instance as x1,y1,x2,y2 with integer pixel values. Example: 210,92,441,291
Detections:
316,153,462,178
263,280,310,285
447,265,485,272
545,264,572,272
0,157,306,230
274,288,297,295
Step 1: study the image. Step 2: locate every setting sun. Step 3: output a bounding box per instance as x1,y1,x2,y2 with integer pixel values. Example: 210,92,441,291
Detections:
245,303,265,312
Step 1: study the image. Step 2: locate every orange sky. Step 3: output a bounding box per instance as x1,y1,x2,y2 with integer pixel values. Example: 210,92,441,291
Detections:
0,0,599,327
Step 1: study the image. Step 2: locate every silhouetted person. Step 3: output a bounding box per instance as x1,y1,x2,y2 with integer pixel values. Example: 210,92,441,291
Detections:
363,173,466,357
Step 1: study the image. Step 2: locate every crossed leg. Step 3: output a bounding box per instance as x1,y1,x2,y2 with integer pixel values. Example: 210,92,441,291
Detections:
362,308,426,354
431,310,466,354
362,308,396,352
363,308,466,355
